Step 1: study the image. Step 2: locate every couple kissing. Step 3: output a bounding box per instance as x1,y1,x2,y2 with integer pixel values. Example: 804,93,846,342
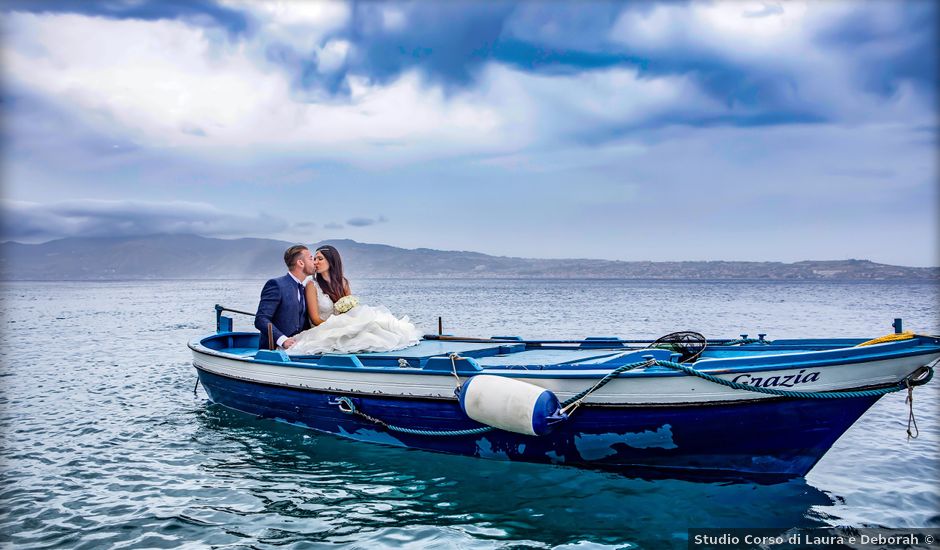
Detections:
254,244,421,355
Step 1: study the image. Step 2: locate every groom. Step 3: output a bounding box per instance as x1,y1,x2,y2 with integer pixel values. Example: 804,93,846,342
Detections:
255,245,316,349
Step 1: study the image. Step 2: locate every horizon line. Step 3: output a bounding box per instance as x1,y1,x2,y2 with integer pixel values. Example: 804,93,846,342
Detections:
1,233,938,269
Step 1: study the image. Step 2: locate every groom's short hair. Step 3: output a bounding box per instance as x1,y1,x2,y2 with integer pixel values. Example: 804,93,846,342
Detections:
284,245,308,268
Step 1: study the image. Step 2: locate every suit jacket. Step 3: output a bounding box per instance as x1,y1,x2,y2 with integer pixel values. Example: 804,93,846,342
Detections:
255,274,311,348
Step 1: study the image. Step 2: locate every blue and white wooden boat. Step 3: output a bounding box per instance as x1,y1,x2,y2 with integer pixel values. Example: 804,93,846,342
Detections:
190,311,939,480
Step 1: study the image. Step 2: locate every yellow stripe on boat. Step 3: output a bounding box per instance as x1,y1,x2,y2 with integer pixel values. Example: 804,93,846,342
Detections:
856,331,915,347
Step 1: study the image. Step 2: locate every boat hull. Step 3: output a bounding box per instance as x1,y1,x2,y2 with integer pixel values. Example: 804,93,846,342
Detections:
195,367,883,479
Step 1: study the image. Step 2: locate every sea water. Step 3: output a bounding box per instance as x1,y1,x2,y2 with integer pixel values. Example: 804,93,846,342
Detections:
0,279,938,549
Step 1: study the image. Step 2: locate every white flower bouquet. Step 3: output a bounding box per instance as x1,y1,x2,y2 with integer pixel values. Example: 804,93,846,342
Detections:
334,295,359,314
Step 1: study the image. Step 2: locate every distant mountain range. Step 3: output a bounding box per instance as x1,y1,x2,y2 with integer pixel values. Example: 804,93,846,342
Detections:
1,234,937,281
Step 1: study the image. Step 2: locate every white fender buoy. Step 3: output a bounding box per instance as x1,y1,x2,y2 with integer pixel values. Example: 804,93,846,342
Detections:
458,375,564,436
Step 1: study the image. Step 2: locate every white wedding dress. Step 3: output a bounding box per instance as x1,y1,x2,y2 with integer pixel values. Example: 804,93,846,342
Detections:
287,277,423,355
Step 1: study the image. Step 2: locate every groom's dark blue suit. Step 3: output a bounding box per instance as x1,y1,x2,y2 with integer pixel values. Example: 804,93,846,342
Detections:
255,274,310,348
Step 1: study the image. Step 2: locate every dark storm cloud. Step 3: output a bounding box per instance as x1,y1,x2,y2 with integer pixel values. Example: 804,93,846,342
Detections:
1,199,289,242
1,0,249,34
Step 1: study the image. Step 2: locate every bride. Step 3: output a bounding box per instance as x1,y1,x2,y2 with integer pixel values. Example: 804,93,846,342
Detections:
286,245,423,355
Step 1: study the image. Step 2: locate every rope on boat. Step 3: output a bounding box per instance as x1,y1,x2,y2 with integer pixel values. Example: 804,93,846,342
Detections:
648,360,934,400
560,358,656,414
332,353,495,437
721,337,769,346
905,380,919,439
333,396,494,437
330,358,934,437
449,353,463,390
559,360,934,416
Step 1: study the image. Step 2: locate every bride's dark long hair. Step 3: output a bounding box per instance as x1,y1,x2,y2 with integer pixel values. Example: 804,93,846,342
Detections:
314,245,350,303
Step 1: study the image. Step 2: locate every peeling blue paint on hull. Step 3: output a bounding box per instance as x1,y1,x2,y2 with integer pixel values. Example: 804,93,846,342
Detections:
196,369,879,479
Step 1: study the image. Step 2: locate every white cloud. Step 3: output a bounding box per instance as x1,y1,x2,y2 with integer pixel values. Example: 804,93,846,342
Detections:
607,1,933,125
610,2,818,61
4,13,287,148
0,12,499,164
316,39,351,73
222,0,350,52
1,4,932,174
476,64,722,142
3,10,723,168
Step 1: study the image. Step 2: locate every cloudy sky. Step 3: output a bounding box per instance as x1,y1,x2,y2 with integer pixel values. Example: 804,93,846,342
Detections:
1,1,936,266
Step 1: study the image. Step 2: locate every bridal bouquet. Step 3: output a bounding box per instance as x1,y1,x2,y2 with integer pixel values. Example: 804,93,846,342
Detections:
334,295,359,314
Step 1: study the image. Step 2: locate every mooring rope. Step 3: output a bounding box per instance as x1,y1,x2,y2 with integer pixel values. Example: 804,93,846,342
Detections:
334,396,494,437
905,380,920,439
333,353,495,437
448,353,463,390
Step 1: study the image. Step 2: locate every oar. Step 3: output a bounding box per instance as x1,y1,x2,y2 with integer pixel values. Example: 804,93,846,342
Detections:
422,334,739,345
423,335,664,345
423,334,521,343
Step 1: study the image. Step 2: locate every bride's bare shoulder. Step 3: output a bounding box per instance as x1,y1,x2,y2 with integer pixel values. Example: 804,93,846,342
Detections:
304,277,318,292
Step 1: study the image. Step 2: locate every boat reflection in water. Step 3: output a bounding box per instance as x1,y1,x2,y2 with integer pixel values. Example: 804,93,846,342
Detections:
194,405,839,548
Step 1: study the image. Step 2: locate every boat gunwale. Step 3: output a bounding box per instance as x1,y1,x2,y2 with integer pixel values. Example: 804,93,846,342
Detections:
188,332,940,380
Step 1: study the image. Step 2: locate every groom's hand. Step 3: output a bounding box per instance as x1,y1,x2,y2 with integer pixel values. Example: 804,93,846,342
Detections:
282,337,296,349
